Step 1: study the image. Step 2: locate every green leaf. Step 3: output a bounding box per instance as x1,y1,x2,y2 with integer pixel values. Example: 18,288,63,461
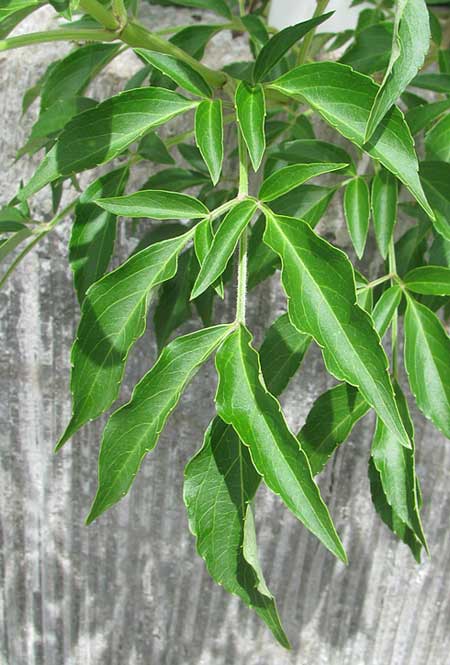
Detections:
195,99,224,185
263,212,411,448
40,43,119,111
0,228,32,263
184,419,290,648
178,143,209,174
137,131,175,164
193,217,224,298
241,14,269,53
259,162,347,202
343,176,370,259
169,24,222,60
235,81,266,171
153,249,195,350
299,383,369,476
425,114,450,163
365,0,431,141
371,167,398,259
141,167,209,192
69,166,129,304
420,161,450,241
86,324,231,522
372,285,403,338
369,458,422,562
0,0,41,24
270,183,336,226
247,215,279,290
411,72,450,93
28,97,97,142
20,88,198,200
95,190,209,220
270,139,356,175
404,294,450,437
215,325,347,563
56,231,193,449
191,199,256,299
134,49,212,98
0,221,27,233
406,99,450,135
371,380,427,549
270,62,433,218
252,12,333,83
340,22,392,75
259,313,311,396
404,265,450,295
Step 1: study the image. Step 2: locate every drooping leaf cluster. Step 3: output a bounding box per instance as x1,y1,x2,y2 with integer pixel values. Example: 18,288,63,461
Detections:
1,0,450,648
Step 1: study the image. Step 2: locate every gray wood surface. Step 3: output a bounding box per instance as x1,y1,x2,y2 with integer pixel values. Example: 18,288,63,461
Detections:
1,6,449,664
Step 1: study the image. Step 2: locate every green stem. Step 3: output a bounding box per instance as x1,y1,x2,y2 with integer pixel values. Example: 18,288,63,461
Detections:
112,0,128,28
296,0,330,65
79,0,119,30
78,0,228,89
388,238,399,380
239,0,246,16
236,129,249,325
0,28,116,51
358,273,394,291
0,199,78,290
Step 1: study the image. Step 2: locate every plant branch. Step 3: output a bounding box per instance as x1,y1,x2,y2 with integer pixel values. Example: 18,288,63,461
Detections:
0,28,116,51
0,198,78,290
78,0,228,89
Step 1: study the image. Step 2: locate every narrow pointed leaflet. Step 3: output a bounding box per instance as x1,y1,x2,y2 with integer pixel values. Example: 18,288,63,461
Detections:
184,419,290,648
372,285,403,338
299,384,370,476
96,190,209,220
371,380,428,550
252,13,333,83
404,294,450,438
87,324,232,522
57,231,194,449
235,81,266,172
369,458,423,562
259,162,347,202
69,165,129,304
263,212,411,448
195,99,224,185
403,266,450,296
215,325,347,563
191,199,256,299
135,49,213,98
269,62,433,218
19,88,198,200
371,168,398,259
343,176,370,259
365,0,431,141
